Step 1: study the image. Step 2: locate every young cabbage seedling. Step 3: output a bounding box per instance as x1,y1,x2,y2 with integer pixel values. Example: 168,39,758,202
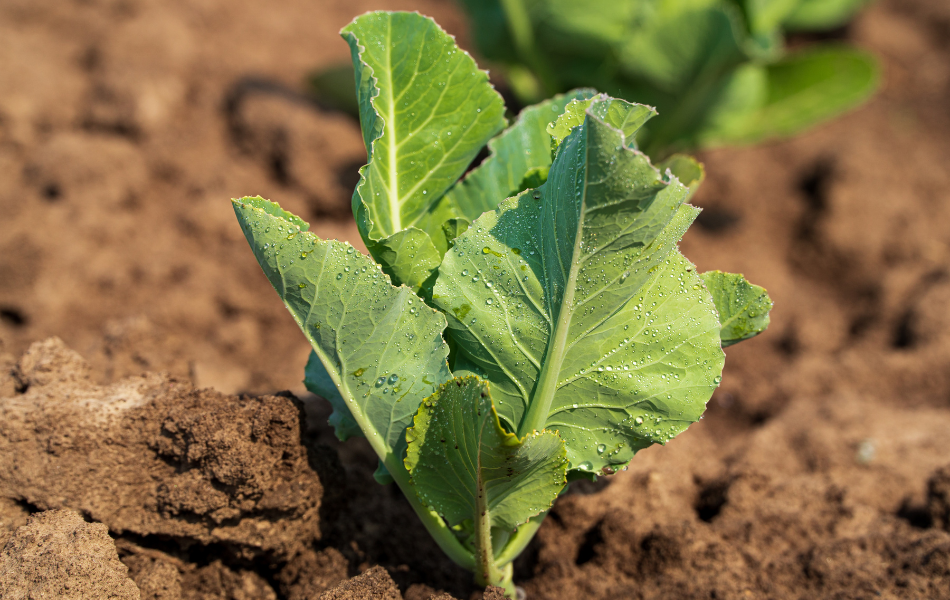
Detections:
232,11,772,595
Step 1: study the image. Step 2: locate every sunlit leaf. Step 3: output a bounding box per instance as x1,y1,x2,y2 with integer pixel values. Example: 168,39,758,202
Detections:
233,196,451,467
432,99,725,475
702,270,772,346
343,12,507,289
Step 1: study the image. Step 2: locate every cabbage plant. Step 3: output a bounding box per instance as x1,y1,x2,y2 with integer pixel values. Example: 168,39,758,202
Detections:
232,11,771,595
458,0,879,155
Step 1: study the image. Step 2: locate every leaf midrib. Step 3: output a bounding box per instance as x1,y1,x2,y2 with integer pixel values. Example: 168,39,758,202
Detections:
385,19,401,232
378,21,471,235
517,127,590,438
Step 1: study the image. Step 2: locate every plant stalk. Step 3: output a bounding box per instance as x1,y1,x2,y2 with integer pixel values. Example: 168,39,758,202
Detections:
494,511,548,567
472,467,520,596
474,474,505,587
380,451,476,571
313,343,475,571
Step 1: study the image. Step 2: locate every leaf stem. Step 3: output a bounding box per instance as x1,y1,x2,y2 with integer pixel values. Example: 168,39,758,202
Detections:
517,147,588,438
310,349,474,570
382,450,477,571
474,472,505,588
493,511,547,567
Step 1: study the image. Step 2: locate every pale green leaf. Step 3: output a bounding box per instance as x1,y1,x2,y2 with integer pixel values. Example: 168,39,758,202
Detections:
442,89,597,220
698,46,879,146
656,154,706,197
742,0,803,35
547,95,657,147
431,100,725,474
365,228,443,294
233,196,451,466
702,270,772,346
405,376,567,532
783,0,872,31
342,12,507,288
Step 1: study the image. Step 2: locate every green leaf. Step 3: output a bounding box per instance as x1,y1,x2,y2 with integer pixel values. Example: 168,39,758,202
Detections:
547,95,657,147
304,350,362,441
611,4,752,153
741,0,804,36
431,99,726,475
374,461,395,485
233,196,451,467
442,218,471,249
455,0,518,64
701,270,772,346
691,62,768,147
442,89,596,220
342,12,507,289
783,0,871,31
656,154,706,196
405,376,567,533
616,4,747,94
698,46,879,146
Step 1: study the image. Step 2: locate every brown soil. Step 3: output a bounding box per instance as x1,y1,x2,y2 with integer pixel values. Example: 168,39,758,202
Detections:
1,0,949,599
0,509,140,599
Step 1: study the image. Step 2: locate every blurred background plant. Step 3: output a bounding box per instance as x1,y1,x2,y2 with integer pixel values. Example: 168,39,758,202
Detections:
310,0,879,159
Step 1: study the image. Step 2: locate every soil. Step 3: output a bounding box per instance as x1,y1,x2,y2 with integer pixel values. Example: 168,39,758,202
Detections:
0,509,141,599
1,0,949,599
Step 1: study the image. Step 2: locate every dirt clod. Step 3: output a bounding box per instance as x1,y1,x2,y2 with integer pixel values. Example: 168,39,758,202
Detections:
0,509,141,600
928,466,950,531
319,565,402,600
0,338,329,560
276,547,349,600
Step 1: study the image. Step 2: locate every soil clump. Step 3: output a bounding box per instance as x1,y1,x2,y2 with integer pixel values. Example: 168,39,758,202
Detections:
0,337,329,561
0,509,141,599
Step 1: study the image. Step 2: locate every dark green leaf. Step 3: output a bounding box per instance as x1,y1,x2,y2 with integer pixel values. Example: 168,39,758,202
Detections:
405,376,567,532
